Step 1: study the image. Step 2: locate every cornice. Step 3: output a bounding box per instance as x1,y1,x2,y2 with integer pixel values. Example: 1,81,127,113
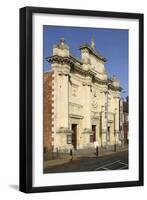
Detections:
69,114,84,119
47,55,121,91
69,54,82,65
108,83,122,92
47,55,74,65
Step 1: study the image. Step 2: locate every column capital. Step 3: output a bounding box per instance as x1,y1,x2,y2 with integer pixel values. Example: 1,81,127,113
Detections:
82,77,92,86
82,82,92,87
62,64,70,75
57,64,70,76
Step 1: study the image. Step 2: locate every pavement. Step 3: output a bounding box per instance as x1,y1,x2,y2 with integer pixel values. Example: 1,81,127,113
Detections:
44,149,128,173
44,145,128,168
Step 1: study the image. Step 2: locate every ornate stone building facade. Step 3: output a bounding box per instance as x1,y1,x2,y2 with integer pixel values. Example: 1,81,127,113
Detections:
120,97,129,145
44,38,122,153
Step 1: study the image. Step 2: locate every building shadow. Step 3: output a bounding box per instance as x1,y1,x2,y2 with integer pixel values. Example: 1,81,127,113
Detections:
9,184,19,191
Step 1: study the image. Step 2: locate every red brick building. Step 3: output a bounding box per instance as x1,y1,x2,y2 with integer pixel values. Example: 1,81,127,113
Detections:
43,71,54,153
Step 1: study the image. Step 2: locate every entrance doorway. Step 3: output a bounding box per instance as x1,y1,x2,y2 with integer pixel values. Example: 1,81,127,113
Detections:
92,125,96,142
107,126,110,142
72,124,77,149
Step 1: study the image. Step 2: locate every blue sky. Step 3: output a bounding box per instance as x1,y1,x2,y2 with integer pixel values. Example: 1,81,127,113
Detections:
43,25,128,98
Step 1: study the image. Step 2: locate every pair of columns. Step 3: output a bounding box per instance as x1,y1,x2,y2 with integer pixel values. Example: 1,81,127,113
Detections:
54,64,71,134
53,63,120,148
55,64,92,136
101,92,120,147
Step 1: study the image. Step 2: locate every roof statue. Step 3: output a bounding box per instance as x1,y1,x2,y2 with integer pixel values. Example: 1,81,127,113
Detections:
91,36,95,50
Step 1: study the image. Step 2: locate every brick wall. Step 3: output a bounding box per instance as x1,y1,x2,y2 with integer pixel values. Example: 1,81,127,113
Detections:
43,71,54,153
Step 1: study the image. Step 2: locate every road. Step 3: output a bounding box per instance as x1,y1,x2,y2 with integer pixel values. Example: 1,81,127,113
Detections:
44,150,128,174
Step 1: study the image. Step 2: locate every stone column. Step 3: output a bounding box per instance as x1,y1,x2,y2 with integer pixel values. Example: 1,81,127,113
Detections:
83,85,91,129
55,64,72,150
101,91,108,147
101,106,106,147
114,97,121,145
60,71,69,128
82,77,92,147
119,98,124,146
57,64,71,131
49,38,73,151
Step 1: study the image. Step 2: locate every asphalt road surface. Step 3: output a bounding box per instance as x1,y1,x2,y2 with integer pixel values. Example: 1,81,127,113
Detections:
44,150,128,174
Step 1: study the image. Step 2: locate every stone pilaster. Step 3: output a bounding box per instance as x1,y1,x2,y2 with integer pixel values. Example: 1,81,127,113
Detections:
82,77,92,148
59,65,69,128
119,98,124,146
52,63,73,150
114,97,121,145
101,105,106,147
82,77,92,133
101,91,109,147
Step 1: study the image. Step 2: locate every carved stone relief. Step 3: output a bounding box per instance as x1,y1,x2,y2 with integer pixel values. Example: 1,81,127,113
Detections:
91,89,98,108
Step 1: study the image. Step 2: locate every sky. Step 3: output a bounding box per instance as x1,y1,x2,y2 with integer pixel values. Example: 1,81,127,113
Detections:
43,25,128,98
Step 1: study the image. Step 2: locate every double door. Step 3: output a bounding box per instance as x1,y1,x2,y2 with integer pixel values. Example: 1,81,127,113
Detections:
72,124,77,149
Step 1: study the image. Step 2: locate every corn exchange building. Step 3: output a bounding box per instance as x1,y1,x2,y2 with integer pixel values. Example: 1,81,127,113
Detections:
44,38,122,154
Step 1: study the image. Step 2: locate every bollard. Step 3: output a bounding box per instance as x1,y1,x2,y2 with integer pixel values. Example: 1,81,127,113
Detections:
96,146,99,157
70,149,73,161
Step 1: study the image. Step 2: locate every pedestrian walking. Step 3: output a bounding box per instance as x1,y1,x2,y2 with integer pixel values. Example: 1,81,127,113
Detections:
94,141,99,157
